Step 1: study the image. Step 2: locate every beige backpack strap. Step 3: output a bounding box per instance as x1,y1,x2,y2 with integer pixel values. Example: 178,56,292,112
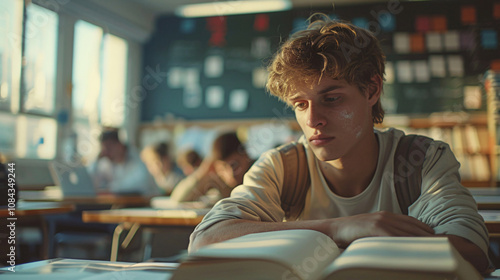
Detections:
277,142,310,221
394,134,433,215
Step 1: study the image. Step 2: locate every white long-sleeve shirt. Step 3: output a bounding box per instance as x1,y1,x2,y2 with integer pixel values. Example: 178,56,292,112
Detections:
190,128,489,256
88,148,160,196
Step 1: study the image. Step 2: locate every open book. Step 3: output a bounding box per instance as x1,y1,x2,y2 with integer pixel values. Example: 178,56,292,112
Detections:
171,229,482,280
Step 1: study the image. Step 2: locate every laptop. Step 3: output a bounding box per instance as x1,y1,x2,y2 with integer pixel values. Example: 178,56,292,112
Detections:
49,161,97,197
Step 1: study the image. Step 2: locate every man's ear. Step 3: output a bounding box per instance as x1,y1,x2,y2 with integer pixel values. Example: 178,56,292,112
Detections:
367,75,382,106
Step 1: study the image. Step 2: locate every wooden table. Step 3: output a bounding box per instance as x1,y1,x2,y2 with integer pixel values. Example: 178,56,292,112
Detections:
480,210,500,236
20,190,151,208
82,208,209,261
0,201,74,217
469,188,500,210
82,208,206,226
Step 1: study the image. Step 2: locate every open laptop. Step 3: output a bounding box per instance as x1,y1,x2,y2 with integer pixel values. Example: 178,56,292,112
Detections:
49,161,97,197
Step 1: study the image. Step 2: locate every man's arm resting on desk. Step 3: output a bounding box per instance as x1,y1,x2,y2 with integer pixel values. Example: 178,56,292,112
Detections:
191,211,434,250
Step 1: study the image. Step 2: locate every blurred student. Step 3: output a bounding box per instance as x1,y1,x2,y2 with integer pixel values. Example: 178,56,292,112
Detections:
88,127,160,196
176,148,202,176
141,142,184,195
170,132,254,205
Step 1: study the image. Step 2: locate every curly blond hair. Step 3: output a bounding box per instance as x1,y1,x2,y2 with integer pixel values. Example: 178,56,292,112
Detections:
266,14,385,124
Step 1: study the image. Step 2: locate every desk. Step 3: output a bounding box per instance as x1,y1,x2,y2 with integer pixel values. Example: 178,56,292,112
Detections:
469,188,500,210
0,201,74,217
82,208,209,261
82,208,206,226
3,258,500,280
20,190,151,208
480,210,500,236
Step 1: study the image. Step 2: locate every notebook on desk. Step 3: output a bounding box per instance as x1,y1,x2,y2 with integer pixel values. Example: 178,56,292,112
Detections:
49,162,97,197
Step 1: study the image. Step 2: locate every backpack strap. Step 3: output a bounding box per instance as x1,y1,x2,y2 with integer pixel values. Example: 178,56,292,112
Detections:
393,134,433,215
277,142,310,221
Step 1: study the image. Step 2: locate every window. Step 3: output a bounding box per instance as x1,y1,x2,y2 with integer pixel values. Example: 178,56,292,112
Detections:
72,20,129,162
0,1,133,163
0,1,58,160
0,0,23,113
22,4,58,115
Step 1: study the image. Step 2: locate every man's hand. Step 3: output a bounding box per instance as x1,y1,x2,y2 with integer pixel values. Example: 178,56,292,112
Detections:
328,211,435,248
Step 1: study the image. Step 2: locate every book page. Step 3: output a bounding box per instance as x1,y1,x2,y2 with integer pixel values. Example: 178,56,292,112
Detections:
321,237,481,280
185,229,340,280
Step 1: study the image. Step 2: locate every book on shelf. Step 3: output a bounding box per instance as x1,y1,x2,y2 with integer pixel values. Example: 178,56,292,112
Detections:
170,229,482,280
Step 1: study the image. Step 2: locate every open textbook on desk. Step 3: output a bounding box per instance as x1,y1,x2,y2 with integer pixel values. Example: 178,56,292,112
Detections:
171,229,482,280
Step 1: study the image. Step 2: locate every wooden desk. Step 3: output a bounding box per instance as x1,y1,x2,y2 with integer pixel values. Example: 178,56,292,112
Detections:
469,188,500,210
480,210,500,236
82,208,207,226
82,208,209,261
20,190,151,208
4,257,500,279
0,201,74,217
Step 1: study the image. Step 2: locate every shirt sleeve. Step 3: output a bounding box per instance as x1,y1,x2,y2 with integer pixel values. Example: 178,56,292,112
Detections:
410,141,490,256
189,149,286,247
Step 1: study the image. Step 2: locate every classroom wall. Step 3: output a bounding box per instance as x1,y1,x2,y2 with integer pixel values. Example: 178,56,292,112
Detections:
140,0,500,122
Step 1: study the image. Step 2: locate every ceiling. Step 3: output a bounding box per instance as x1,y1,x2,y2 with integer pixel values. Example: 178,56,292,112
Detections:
124,0,388,16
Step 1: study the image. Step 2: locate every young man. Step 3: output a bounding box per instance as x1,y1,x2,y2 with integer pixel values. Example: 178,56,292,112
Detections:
188,17,490,273
88,128,160,196
141,142,184,195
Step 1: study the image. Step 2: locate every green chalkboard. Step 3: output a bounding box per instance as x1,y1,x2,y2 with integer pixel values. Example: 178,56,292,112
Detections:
140,1,498,122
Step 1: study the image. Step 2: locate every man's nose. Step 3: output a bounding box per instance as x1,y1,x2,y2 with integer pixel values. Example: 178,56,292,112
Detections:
306,104,326,128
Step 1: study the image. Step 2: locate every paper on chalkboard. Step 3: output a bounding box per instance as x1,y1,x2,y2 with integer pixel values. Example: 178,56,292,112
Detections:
429,55,446,78
251,37,271,59
426,33,442,52
444,31,460,51
206,86,224,108
204,55,224,78
252,68,268,88
168,67,184,88
393,33,410,53
447,55,464,77
413,60,430,83
183,85,202,109
396,61,412,83
229,90,249,112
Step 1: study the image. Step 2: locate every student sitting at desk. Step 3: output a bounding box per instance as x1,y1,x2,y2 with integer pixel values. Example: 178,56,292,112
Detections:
170,132,254,206
88,127,160,196
189,15,490,274
176,148,202,177
141,142,184,195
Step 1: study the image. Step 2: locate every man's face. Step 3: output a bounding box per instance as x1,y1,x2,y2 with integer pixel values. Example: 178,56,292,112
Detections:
100,140,126,163
289,77,377,162
214,152,250,188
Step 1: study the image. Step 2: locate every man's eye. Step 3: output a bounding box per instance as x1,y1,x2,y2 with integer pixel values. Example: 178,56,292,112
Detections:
294,102,307,110
324,96,340,103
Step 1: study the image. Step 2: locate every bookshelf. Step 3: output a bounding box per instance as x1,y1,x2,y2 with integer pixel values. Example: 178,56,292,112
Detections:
485,70,500,187
382,113,493,188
